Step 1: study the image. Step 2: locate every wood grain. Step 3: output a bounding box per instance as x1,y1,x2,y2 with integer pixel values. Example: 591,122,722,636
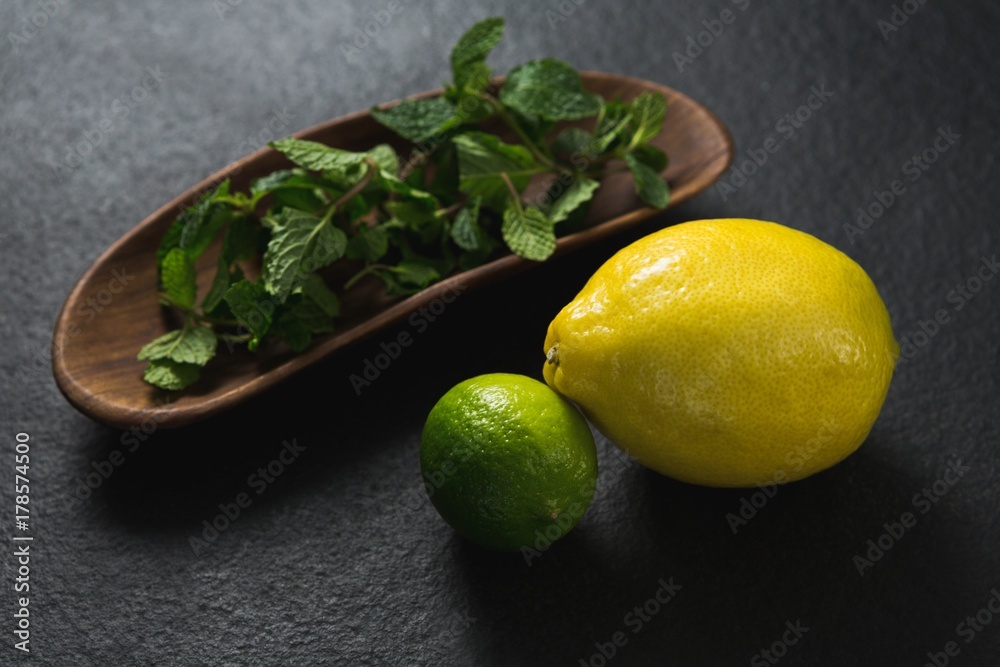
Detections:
51,72,734,429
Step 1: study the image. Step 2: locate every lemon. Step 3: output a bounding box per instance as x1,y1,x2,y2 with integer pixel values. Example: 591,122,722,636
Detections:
543,218,898,487
420,373,598,551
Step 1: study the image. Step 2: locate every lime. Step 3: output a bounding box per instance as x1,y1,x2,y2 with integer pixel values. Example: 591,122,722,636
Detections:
544,218,898,487
420,373,598,552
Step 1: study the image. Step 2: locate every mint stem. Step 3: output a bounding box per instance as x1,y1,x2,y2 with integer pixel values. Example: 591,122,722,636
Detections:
344,263,392,290
481,93,559,171
333,159,378,209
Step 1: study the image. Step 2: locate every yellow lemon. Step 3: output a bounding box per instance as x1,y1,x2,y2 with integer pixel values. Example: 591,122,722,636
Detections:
543,218,898,487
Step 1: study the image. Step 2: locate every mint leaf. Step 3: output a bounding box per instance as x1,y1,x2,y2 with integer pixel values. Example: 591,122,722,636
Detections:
552,127,593,157
143,359,201,391
160,248,197,309
502,204,555,261
262,209,347,303
450,197,484,251
449,63,496,121
268,271,341,353
223,280,273,349
346,224,389,263
450,17,504,89
202,216,260,312
593,99,633,153
225,216,260,263
628,92,667,147
376,260,441,296
270,138,368,176
625,152,670,209
156,218,185,270
630,144,668,172
547,177,599,225
371,97,459,143
376,170,438,209
272,187,327,213
298,273,340,318
366,144,399,174
275,314,312,353
288,302,336,335
250,170,341,213
453,131,540,212
507,108,555,145
179,181,233,258
251,169,341,199
138,326,217,365
426,140,460,199
500,58,602,121
385,201,443,244
279,275,339,345
203,259,237,314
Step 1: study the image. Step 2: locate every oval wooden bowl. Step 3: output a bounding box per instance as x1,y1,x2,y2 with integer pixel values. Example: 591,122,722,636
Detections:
52,72,733,429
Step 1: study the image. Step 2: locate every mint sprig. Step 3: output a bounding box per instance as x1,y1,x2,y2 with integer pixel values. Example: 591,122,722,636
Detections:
139,16,671,390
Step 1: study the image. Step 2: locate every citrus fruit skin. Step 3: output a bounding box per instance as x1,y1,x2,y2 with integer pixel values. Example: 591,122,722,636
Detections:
420,373,597,552
543,219,898,488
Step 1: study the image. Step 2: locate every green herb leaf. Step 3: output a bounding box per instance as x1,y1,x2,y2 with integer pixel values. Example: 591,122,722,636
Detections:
203,259,237,314
280,274,339,344
143,359,202,391
552,127,594,158
375,170,438,209
502,204,556,261
425,140,460,199
547,177,599,225
270,138,368,176
156,218,185,270
500,58,602,121
506,108,556,145
223,280,273,350
450,17,504,90
385,201,443,244
448,63,496,120
298,273,340,318
630,144,668,172
371,97,459,143
160,248,197,309
288,302,336,336
453,131,540,212
137,326,217,366
178,181,233,258
625,152,670,209
366,144,399,174
202,216,260,312
275,315,312,353
628,92,667,147
346,224,390,263
450,197,484,251
251,169,341,198
250,170,339,213
261,209,348,303
376,260,442,296
593,99,633,153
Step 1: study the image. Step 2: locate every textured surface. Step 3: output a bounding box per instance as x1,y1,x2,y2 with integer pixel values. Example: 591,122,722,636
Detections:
1,1,998,665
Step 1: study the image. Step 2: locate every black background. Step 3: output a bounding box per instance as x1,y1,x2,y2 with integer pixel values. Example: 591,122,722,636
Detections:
2,1,998,665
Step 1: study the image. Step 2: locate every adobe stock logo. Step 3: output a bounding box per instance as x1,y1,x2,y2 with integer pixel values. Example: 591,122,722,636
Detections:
348,284,466,395
578,577,682,666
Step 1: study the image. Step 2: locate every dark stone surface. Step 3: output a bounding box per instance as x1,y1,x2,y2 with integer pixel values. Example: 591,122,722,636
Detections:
2,1,998,665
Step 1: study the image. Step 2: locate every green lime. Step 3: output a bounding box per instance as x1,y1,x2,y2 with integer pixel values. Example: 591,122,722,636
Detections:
420,373,598,552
